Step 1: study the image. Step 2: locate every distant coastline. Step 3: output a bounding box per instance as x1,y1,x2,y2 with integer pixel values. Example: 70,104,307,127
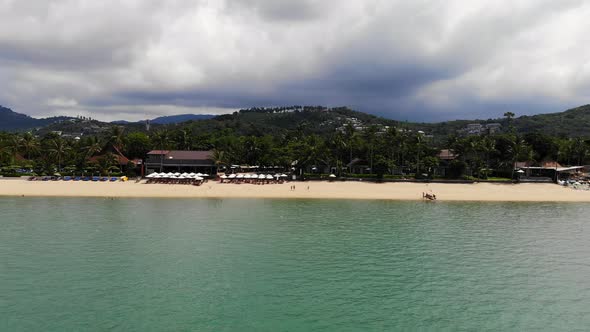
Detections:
1,179,589,202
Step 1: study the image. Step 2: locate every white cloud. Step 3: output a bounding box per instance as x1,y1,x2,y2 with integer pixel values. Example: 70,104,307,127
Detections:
0,0,589,121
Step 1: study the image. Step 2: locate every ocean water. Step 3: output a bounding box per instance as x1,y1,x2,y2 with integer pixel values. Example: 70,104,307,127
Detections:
1,198,590,331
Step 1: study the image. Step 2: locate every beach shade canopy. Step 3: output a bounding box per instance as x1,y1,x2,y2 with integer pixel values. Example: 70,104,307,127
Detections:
329,174,337,178
228,174,237,178
280,174,288,178
166,172,174,176
146,173,156,178
189,172,196,176
237,174,244,179
266,174,274,179
259,174,267,179
181,172,189,176
517,170,525,174
201,174,209,177
195,176,204,181
196,173,203,176
244,174,251,179
220,174,228,179
174,172,181,176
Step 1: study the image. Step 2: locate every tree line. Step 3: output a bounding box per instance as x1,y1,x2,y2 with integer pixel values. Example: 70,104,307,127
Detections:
1,123,589,178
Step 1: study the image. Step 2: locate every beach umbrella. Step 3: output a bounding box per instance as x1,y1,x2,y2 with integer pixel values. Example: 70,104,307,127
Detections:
228,174,237,179
280,174,288,178
329,174,337,178
201,174,209,177
517,170,525,174
195,176,204,181
244,174,251,179
196,173,203,176
237,174,244,179
220,174,228,179
258,174,266,179
266,174,274,179
189,172,196,176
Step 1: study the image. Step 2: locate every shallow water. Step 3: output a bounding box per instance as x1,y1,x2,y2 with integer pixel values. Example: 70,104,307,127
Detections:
1,198,590,331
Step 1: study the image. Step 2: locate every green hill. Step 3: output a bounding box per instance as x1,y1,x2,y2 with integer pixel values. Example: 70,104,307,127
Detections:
5,103,590,138
0,105,73,131
511,104,590,137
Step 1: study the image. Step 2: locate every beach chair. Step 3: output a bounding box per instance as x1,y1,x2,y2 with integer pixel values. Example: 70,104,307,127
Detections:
82,176,90,181
64,176,72,181
74,176,81,181
92,176,100,182
110,177,118,182
100,177,108,182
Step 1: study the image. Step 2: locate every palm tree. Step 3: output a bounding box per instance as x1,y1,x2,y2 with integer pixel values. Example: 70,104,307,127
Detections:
571,138,588,165
0,135,18,165
96,152,119,175
19,133,40,160
0,143,14,165
108,126,125,150
363,125,378,172
210,149,229,170
177,129,193,150
481,136,496,178
47,137,70,172
328,133,347,175
507,136,531,179
151,130,171,172
82,137,103,160
343,124,357,166
384,127,398,174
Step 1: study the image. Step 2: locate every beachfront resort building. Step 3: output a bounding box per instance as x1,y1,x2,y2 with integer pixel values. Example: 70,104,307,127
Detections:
145,150,216,174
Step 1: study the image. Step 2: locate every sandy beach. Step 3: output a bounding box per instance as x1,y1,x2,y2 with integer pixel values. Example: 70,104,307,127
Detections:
1,179,589,202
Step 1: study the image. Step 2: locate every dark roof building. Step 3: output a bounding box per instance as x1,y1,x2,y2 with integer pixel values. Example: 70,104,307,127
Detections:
145,150,215,173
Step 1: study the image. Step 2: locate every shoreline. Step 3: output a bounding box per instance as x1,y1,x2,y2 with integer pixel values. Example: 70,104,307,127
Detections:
1,179,589,202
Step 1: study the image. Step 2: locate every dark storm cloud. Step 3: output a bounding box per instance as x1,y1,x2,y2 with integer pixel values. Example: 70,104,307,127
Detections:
0,0,589,121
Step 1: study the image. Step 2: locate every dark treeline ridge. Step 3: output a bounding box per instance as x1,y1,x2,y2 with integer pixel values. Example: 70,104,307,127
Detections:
1,106,590,179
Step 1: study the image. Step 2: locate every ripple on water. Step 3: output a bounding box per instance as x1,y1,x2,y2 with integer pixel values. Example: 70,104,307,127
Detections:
1,198,590,331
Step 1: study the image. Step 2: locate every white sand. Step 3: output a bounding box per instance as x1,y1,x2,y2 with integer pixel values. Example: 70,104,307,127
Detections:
1,179,589,202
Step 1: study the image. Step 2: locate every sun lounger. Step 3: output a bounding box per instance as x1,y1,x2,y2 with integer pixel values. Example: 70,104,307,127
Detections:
63,176,72,181
110,177,118,182
74,176,81,181
100,177,108,182
92,176,100,182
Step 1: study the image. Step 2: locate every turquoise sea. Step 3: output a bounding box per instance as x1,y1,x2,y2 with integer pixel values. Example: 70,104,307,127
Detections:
1,198,590,331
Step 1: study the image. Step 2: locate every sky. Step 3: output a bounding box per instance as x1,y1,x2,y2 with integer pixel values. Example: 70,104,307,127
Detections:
1,0,589,122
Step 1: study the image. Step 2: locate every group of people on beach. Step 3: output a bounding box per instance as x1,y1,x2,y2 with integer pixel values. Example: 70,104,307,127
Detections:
422,191,437,200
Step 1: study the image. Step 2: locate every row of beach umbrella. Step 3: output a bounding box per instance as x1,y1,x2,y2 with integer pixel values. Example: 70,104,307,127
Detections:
220,173,288,180
146,172,208,180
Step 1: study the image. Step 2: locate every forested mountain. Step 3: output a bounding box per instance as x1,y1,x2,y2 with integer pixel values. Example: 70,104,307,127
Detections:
510,105,590,137
4,103,590,138
112,114,215,125
0,105,72,131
